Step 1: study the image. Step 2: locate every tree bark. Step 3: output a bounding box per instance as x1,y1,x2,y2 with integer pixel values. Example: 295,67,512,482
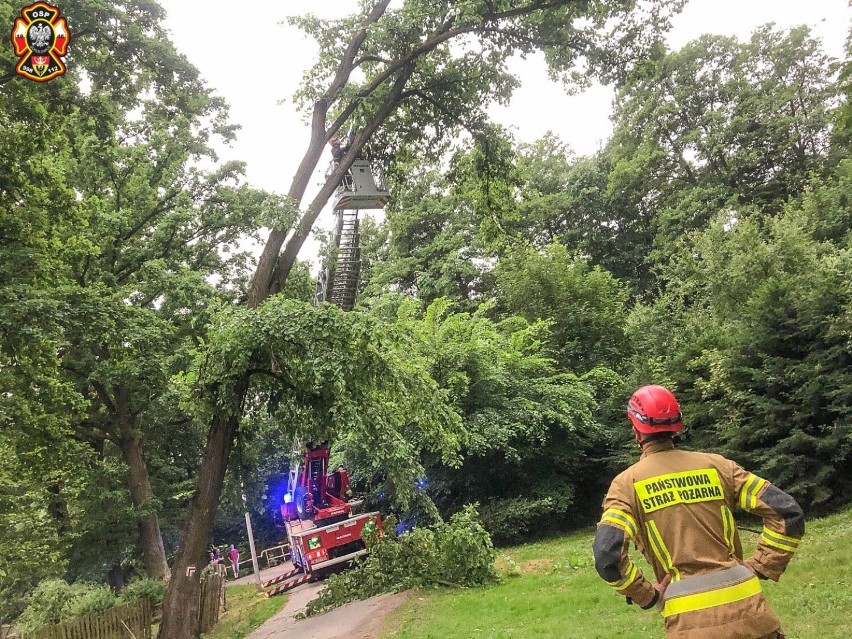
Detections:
247,99,329,308
157,376,248,639
119,428,170,581
108,562,125,593
46,483,71,536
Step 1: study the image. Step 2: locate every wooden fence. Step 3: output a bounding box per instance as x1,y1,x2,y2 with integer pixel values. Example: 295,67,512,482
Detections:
13,568,226,639
198,569,226,635
23,599,151,639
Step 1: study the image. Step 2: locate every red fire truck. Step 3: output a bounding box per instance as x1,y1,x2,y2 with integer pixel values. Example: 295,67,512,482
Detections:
281,443,381,576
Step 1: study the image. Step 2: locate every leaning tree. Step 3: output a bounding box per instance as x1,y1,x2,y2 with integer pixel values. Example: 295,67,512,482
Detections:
158,1,686,635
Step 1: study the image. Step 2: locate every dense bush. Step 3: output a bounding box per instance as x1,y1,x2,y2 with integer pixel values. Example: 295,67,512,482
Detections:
63,586,118,620
302,505,498,617
478,496,567,546
14,577,165,633
15,580,115,633
117,578,167,606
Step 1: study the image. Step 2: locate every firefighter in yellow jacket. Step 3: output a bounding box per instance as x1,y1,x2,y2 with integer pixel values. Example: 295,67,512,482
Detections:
593,385,804,639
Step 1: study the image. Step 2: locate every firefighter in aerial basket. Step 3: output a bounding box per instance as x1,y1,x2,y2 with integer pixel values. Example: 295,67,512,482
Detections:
592,385,803,639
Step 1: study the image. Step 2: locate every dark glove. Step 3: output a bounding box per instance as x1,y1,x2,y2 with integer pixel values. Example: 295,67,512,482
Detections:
641,591,660,610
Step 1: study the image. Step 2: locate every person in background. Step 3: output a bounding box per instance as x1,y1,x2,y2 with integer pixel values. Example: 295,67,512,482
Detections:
592,384,804,639
228,544,240,579
208,545,222,564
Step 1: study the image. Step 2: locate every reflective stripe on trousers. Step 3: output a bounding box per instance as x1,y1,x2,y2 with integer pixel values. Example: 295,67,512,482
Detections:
661,564,761,618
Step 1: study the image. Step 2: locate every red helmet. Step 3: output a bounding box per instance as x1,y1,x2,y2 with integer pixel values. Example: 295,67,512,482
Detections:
627,385,683,434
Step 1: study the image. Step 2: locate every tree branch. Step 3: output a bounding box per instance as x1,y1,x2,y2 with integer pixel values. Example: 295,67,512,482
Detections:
485,0,567,21
120,188,182,242
91,379,117,415
325,0,393,102
345,0,571,108
354,54,392,67
328,0,572,143
478,26,564,49
245,368,297,392
275,63,416,286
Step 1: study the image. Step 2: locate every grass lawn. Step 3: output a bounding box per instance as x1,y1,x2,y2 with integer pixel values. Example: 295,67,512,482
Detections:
200,585,287,639
379,506,852,639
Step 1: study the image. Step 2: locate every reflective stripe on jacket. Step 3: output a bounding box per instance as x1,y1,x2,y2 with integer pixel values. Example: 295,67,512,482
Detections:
592,439,804,639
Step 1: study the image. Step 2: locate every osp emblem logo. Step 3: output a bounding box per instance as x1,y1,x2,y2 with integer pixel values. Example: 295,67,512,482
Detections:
11,2,70,82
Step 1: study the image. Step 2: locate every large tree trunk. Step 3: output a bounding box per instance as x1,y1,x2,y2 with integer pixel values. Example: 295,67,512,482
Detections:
157,376,247,639
119,429,170,581
108,562,125,593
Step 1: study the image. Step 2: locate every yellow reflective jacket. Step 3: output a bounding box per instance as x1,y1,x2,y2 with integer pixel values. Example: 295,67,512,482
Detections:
593,439,804,639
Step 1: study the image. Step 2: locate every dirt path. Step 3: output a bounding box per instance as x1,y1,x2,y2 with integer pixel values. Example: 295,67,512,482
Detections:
245,583,409,639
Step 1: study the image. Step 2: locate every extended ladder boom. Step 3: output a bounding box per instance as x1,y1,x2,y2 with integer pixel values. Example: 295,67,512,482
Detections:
315,209,361,310
315,159,389,310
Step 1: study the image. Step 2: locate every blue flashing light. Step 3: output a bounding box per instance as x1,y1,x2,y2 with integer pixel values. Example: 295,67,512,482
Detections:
283,492,293,504
396,518,415,535
416,476,428,490
266,477,290,509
